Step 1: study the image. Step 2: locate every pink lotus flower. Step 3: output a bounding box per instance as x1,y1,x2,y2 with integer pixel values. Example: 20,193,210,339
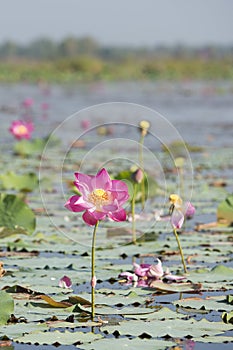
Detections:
9,120,34,140
59,275,72,288
22,98,34,109
41,102,49,111
81,119,91,130
65,168,129,226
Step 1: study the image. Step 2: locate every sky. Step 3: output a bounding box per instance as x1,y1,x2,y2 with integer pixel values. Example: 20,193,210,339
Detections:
1,0,233,47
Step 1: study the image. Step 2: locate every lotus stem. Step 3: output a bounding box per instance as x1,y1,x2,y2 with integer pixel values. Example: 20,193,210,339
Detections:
131,183,137,244
173,227,187,273
139,134,145,210
91,221,99,320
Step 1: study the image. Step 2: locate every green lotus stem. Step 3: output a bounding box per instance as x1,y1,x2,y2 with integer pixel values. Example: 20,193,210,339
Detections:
91,220,99,320
131,183,137,244
139,134,145,210
173,227,187,273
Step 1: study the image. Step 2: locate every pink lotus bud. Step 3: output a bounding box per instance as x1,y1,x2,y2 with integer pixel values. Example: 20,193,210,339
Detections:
184,202,195,218
81,119,91,130
132,168,144,184
22,98,34,108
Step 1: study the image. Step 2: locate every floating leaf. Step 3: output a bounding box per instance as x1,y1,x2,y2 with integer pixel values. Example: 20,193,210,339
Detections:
103,318,232,338
190,264,233,283
0,171,38,192
149,281,202,293
15,330,102,345
226,295,233,305
79,338,176,350
40,295,72,308
193,335,233,343
174,295,233,313
68,295,91,306
40,295,91,309
0,194,36,238
217,194,233,226
222,311,233,324
0,291,14,325
14,138,46,156
162,140,204,155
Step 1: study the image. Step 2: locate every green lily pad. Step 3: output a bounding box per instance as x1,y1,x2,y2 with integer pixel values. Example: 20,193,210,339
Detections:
79,338,176,350
174,295,233,313
0,194,36,238
194,335,233,343
0,291,14,325
14,138,46,156
0,171,38,192
217,194,233,226
162,140,204,156
15,330,102,345
149,281,202,293
103,318,233,338
222,311,233,324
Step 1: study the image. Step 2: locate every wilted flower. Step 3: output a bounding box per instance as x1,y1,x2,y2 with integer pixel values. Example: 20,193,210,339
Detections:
65,168,129,226
169,194,195,229
9,120,34,140
169,194,195,273
119,258,185,287
59,275,72,288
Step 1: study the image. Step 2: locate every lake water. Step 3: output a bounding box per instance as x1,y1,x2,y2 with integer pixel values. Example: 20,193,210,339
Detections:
1,80,233,149
0,81,233,350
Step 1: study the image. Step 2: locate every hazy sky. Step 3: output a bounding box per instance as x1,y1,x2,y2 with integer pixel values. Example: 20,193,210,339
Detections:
1,0,233,46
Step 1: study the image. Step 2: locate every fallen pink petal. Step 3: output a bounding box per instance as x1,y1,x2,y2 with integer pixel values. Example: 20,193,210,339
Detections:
119,258,186,287
59,275,72,288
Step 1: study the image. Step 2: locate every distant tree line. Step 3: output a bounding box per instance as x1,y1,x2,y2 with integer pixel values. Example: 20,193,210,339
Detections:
0,36,233,61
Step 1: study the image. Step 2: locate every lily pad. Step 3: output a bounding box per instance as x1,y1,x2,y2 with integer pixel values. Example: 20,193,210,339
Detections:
14,138,46,156
0,194,36,238
79,338,176,350
0,291,14,325
217,194,233,226
15,330,102,345
103,318,233,338
222,311,233,324
0,171,38,192
174,295,233,313
149,281,202,293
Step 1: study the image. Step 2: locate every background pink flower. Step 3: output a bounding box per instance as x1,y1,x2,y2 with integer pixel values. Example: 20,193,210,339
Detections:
65,168,129,226
9,120,34,140
22,98,34,109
